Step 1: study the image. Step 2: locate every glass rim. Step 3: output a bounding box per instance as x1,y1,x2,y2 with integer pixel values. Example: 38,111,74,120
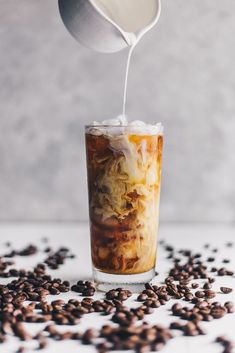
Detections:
85,123,163,128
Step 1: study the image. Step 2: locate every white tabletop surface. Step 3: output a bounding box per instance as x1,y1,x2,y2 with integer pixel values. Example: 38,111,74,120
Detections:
0,222,234,353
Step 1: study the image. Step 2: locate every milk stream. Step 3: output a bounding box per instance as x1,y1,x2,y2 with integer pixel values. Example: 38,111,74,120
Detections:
122,44,135,117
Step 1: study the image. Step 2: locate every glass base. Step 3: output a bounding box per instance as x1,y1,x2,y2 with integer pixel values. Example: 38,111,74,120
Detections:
93,268,155,292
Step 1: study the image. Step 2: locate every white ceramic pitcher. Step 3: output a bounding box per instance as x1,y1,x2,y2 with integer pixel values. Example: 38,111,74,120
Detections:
58,0,161,53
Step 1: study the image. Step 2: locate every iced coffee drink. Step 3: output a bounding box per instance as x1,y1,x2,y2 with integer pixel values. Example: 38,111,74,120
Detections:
85,119,163,287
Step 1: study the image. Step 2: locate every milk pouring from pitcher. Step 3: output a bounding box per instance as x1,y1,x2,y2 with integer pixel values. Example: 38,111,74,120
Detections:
58,0,161,53
58,0,164,290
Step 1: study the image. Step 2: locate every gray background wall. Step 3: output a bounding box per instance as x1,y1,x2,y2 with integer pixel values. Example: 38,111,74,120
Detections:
0,0,235,222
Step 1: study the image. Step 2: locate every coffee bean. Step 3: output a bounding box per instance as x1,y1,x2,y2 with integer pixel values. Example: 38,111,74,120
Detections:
207,257,215,262
215,336,234,353
202,314,213,321
210,306,226,319
145,283,155,290
170,322,183,330
137,294,148,302
38,339,47,349
192,283,199,289
184,293,194,301
52,299,65,306
220,287,233,294
203,282,212,289
12,323,31,341
211,267,217,272
172,303,182,313
208,277,215,283
204,290,216,299
50,287,60,295
82,329,98,344
82,288,95,297
96,342,110,353
224,301,234,313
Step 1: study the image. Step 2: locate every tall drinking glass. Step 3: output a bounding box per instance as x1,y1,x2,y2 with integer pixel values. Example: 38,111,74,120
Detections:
85,124,163,290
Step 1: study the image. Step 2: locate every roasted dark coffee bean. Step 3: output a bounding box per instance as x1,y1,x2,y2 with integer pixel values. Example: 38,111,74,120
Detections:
145,283,155,290
184,293,194,301
195,291,205,298
49,287,60,295
12,323,31,341
220,287,233,294
204,290,216,299
150,300,161,308
143,306,154,315
51,299,65,307
172,303,182,313
82,329,98,344
208,277,215,283
207,257,215,262
191,283,199,289
215,336,234,353
224,301,234,313
203,282,212,289
68,299,80,306
137,293,148,302
203,314,213,322
82,288,95,297
182,322,198,336
96,342,110,353
210,306,226,319
38,339,48,349
165,245,174,252
170,322,183,330
211,267,217,272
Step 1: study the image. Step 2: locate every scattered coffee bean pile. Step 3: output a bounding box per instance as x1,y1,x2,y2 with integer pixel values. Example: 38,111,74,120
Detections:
97,322,173,352
171,300,234,323
106,288,132,301
71,280,96,296
44,247,74,270
5,245,38,258
0,239,234,353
